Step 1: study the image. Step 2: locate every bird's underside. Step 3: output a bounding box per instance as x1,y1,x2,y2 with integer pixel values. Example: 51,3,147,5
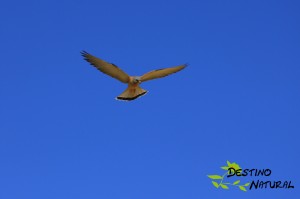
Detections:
116,80,148,101
81,51,187,101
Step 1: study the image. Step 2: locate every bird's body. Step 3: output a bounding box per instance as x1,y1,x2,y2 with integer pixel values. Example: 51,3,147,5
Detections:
81,51,186,101
117,76,147,101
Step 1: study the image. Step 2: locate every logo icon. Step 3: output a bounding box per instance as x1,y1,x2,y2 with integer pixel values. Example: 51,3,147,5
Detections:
207,161,250,191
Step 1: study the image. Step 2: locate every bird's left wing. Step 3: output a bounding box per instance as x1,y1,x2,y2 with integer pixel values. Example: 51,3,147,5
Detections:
140,64,187,82
81,51,130,83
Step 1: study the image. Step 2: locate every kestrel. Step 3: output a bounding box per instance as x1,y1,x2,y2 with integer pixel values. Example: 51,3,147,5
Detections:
81,51,187,101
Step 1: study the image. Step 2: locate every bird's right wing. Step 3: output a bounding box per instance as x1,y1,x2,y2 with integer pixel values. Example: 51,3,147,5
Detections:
81,51,130,83
140,64,187,82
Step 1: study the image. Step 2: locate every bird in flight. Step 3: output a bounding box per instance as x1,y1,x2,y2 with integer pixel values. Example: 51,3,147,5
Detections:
81,51,187,101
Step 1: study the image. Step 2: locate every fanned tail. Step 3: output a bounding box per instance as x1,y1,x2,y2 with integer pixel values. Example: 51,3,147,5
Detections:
116,85,147,101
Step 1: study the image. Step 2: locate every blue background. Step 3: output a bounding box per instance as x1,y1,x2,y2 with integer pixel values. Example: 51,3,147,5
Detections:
0,0,299,198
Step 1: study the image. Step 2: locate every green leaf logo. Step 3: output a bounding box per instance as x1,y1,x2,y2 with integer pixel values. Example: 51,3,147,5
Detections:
233,180,240,185
207,175,223,180
207,161,250,192
220,184,229,189
239,186,247,191
212,181,219,188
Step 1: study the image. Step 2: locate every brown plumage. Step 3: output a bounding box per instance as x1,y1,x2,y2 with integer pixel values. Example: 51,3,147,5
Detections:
81,51,187,101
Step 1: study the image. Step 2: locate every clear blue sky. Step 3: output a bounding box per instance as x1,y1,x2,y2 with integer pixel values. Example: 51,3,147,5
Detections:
0,0,299,198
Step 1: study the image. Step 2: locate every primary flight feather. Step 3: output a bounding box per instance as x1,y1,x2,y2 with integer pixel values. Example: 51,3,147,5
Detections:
81,51,187,101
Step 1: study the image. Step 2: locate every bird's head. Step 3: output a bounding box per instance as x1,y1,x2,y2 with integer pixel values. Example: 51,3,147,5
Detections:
133,76,141,84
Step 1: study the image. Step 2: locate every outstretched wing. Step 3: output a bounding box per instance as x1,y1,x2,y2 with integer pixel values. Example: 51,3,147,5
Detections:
81,51,130,83
140,64,187,82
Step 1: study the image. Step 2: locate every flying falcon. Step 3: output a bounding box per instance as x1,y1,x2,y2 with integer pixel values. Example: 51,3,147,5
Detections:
81,51,187,101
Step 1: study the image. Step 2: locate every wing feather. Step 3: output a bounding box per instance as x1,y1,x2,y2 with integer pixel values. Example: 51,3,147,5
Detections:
81,51,130,83
140,64,187,82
